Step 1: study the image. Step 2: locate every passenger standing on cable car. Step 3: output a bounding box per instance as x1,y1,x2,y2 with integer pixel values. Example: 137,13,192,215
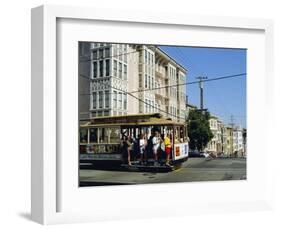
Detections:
146,133,153,160
132,135,139,162
139,133,146,165
152,130,160,166
120,135,132,166
127,135,133,166
159,134,165,162
164,133,172,167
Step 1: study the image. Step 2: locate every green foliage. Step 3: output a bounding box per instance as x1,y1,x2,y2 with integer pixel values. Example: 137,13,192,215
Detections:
187,109,214,151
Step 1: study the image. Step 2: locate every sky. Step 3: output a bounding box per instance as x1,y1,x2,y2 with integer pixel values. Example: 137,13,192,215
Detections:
159,45,247,128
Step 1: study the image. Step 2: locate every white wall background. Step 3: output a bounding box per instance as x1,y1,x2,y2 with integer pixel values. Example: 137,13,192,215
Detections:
0,0,280,229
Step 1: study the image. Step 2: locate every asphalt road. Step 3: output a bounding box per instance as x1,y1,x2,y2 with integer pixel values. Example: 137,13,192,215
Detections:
79,157,246,186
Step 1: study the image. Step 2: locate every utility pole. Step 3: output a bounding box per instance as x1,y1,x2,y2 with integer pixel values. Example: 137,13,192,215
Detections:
196,76,208,110
230,115,235,128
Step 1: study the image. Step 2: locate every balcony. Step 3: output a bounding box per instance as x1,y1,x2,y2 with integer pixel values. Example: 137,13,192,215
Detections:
155,92,164,100
155,70,167,79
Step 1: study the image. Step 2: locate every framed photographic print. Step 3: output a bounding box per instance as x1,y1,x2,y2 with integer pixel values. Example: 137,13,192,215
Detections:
31,5,274,225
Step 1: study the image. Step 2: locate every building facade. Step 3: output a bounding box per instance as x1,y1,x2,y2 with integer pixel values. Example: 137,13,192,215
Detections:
225,126,234,156
79,42,187,122
220,123,228,155
205,116,219,155
216,120,223,155
233,125,244,157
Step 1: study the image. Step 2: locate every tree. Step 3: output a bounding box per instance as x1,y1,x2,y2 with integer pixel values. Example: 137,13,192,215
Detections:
187,109,214,151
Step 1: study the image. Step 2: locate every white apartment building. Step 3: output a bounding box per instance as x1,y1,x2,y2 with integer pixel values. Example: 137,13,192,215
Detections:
79,42,187,122
233,125,244,156
217,120,223,154
205,116,219,155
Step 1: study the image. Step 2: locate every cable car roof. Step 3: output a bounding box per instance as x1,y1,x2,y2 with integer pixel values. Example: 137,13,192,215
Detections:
80,113,185,128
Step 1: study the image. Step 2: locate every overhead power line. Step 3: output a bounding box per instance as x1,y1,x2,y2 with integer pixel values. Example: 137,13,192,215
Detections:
80,73,246,92
79,72,246,98
129,73,246,94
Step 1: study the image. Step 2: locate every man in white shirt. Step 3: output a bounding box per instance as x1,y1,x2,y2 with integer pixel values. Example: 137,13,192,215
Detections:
152,131,160,166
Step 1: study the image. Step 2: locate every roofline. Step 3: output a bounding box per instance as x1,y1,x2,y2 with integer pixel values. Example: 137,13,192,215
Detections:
209,113,219,119
154,47,188,73
79,113,185,127
80,120,185,128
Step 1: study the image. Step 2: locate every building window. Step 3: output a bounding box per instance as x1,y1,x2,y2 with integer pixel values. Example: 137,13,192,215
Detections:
113,45,117,57
123,93,127,110
105,91,109,108
93,50,97,60
118,44,123,61
99,60,103,77
105,59,110,76
105,48,110,58
118,92,122,109
113,60,117,77
145,50,147,63
148,75,151,89
118,62,122,79
93,62,97,78
124,64,127,80
99,49,104,59
99,91,103,108
145,74,148,88
123,45,127,62
92,92,97,109
113,91,117,108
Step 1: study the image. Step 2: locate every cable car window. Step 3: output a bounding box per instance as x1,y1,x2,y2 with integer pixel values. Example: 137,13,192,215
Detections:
174,127,179,143
99,128,105,143
80,129,88,143
180,126,184,143
109,127,120,144
89,128,98,143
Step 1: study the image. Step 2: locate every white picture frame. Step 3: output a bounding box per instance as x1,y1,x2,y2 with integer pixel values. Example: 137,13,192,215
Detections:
31,5,274,225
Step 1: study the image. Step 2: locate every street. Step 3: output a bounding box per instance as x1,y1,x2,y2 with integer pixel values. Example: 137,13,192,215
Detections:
79,157,246,186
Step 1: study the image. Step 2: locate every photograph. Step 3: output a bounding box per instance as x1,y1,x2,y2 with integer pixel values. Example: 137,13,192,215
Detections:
78,42,247,187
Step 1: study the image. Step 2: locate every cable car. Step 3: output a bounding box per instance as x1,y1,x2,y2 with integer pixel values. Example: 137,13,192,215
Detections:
79,113,189,169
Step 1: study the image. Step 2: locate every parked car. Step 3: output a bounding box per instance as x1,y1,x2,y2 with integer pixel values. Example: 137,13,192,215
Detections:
189,150,205,158
200,152,210,158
